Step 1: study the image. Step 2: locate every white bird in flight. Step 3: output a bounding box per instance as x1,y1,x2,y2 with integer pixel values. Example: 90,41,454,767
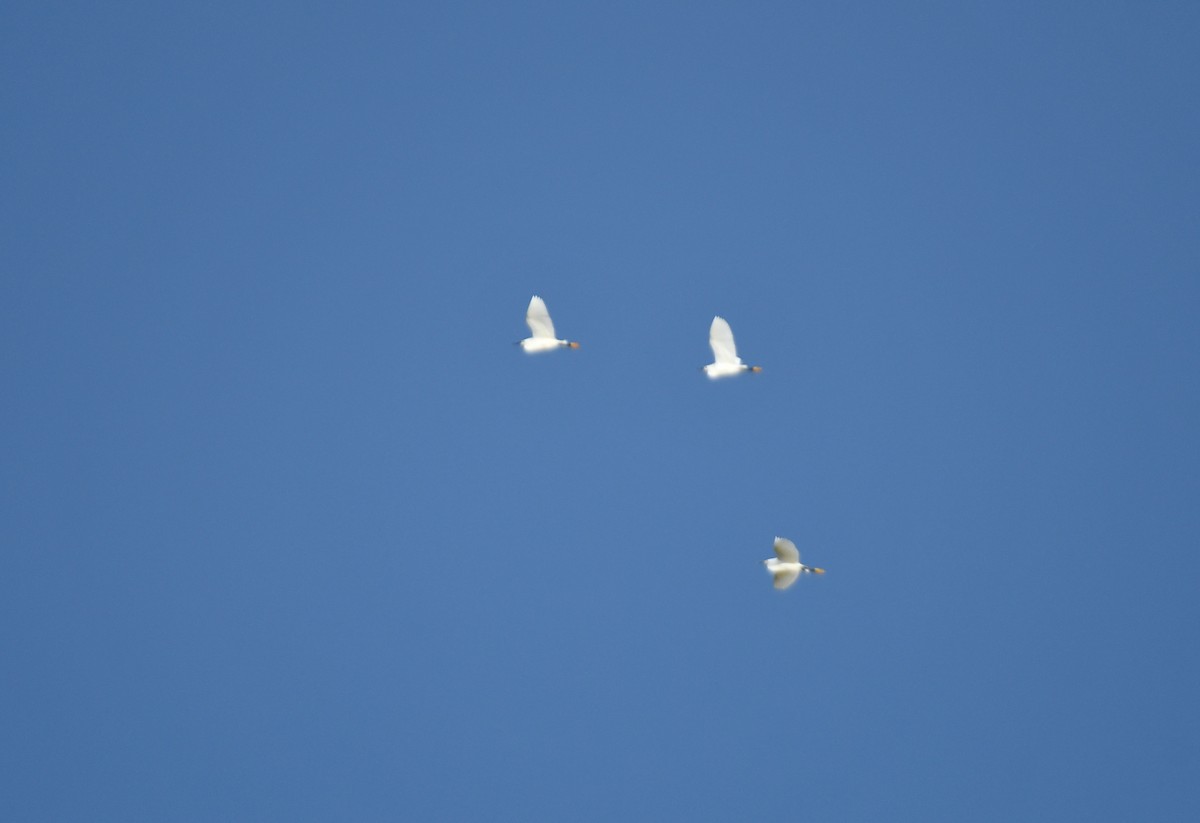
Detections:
519,295,580,353
764,536,825,590
703,316,761,378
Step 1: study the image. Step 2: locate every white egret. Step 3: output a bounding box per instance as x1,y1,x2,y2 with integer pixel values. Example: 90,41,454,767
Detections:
703,316,761,378
519,295,580,353
764,536,825,590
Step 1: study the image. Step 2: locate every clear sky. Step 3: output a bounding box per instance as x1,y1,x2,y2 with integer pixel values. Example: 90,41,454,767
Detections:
3,2,1199,820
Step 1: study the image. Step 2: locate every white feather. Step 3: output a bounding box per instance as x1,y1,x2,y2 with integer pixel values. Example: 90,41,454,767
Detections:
703,316,758,379
763,536,823,591
708,316,741,366
525,295,557,339
772,568,800,590
773,536,800,564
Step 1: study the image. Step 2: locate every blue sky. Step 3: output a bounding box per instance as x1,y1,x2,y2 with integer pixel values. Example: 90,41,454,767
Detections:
3,2,1199,820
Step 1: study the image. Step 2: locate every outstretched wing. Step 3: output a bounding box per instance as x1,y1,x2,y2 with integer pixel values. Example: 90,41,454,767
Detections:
773,568,800,590
773,536,800,564
709,316,741,365
526,295,557,339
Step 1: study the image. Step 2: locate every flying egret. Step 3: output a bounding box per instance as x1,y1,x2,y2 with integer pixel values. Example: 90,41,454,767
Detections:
764,536,825,590
519,295,580,353
703,316,761,378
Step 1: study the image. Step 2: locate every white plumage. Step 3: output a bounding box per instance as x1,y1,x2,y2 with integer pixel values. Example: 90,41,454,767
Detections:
519,296,580,353
764,536,825,590
703,316,761,378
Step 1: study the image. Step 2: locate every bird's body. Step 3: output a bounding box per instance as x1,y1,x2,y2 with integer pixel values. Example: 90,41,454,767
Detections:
764,536,824,590
520,295,580,353
703,316,761,378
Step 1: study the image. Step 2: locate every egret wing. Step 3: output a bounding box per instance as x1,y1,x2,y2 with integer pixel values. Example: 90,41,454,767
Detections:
773,536,800,564
526,295,557,339
709,316,741,365
773,568,800,590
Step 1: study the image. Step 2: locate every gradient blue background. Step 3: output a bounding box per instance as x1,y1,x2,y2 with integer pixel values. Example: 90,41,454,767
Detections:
3,2,1198,820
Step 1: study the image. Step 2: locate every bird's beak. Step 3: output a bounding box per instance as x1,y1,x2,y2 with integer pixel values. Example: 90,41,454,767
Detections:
568,341,580,348
812,568,825,574
750,366,763,372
